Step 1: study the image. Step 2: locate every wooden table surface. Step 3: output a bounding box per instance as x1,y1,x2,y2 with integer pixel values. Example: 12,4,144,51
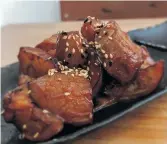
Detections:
1,18,167,144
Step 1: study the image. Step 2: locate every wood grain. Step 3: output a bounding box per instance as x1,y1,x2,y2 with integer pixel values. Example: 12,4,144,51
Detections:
60,1,167,21
72,94,167,144
1,19,167,144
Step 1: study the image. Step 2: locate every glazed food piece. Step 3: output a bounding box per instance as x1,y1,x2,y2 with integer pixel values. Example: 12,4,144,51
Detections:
18,74,34,86
55,31,88,68
95,21,143,84
3,85,63,142
36,34,59,57
88,49,103,97
29,71,93,125
18,47,55,78
81,16,103,42
105,60,164,101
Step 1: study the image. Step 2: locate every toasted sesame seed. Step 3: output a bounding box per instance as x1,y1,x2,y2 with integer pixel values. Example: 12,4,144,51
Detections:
63,35,67,39
80,69,88,74
89,41,94,45
109,61,113,67
88,61,91,65
72,48,75,54
101,49,105,53
110,53,113,59
104,54,108,59
95,41,98,44
68,53,72,58
73,36,75,40
103,62,107,67
76,41,79,46
108,36,113,40
33,132,39,138
94,63,98,66
96,44,101,49
28,90,31,94
76,34,79,38
85,27,88,30
22,124,27,129
87,67,90,71
47,57,52,60
97,73,100,76
66,42,69,47
43,109,49,113
80,49,84,53
64,92,71,96
91,72,94,75
68,35,71,39
58,62,61,65
65,47,68,52
103,31,106,34
98,36,102,39
91,52,94,56
58,78,62,81
71,74,74,77
86,44,89,48
19,134,25,140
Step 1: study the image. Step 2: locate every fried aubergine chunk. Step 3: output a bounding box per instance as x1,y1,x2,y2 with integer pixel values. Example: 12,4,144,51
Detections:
87,49,103,97
105,60,164,101
29,72,93,125
3,85,63,142
81,16,104,42
18,74,34,86
18,47,55,78
55,31,88,68
95,21,143,84
36,34,59,57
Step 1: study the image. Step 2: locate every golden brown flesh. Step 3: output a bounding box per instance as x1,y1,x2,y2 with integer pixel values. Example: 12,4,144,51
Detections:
3,85,63,142
29,72,93,125
18,74,34,86
95,21,143,84
105,60,164,101
81,16,103,42
55,31,88,68
36,34,58,57
18,47,55,78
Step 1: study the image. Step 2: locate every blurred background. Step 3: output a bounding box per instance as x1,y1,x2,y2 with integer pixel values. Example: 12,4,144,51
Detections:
1,1,167,27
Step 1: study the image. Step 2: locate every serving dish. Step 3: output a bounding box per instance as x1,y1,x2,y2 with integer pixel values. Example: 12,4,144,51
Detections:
1,22,167,144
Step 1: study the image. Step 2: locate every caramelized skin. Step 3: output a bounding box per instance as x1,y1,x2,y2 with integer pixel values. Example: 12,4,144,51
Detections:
81,16,103,42
29,73,93,125
18,74,34,86
3,16,165,142
18,47,55,78
55,31,88,68
96,21,143,84
36,34,58,57
3,85,63,142
88,50,103,97
105,60,164,101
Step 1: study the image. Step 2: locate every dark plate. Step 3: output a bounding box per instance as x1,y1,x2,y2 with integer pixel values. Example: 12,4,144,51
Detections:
1,26,167,144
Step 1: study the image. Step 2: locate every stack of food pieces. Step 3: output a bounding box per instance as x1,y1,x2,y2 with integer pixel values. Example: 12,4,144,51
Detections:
3,16,164,142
